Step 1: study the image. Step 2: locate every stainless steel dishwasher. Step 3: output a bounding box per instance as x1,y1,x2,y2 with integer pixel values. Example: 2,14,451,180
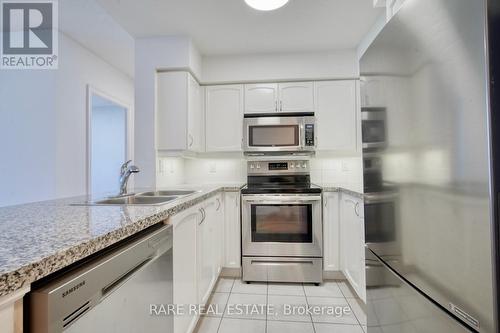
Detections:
30,224,173,333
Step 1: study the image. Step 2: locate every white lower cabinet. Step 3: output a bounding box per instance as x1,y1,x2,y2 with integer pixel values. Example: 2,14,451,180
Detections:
197,202,213,305
172,193,226,333
323,192,341,272
340,192,366,302
198,194,224,305
223,191,241,269
172,205,201,333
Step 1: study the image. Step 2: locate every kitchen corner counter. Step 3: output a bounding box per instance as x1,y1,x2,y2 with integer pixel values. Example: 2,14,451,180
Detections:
318,185,364,199
0,184,243,299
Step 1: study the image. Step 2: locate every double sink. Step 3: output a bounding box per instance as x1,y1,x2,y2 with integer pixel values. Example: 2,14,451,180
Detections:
82,190,199,206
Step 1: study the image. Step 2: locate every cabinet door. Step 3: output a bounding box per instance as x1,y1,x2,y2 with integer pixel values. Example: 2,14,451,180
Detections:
187,74,203,152
315,81,358,152
205,85,244,152
244,83,278,114
214,194,224,275
340,194,366,301
172,207,201,333
278,82,314,112
360,77,385,107
223,191,241,268
198,202,214,305
157,72,188,151
323,192,340,271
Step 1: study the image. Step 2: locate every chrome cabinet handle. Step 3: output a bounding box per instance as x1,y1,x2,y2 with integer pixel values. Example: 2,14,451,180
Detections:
345,198,360,217
216,198,221,211
346,199,362,218
280,100,283,111
198,208,206,225
188,134,194,147
275,100,278,111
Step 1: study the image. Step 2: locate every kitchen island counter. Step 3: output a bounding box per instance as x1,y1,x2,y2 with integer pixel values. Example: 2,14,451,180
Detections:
0,184,243,299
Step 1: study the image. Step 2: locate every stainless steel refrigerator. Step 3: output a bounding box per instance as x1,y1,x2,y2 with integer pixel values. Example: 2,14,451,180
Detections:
360,0,500,331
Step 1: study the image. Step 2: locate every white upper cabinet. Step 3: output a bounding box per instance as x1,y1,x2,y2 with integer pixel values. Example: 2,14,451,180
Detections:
244,83,279,113
187,74,204,152
360,77,386,108
157,72,204,153
243,82,314,114
279,82,314,112
315,80,358,152
205,85,244,152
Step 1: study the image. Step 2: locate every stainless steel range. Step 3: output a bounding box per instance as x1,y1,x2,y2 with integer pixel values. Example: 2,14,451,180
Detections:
241,159,323,284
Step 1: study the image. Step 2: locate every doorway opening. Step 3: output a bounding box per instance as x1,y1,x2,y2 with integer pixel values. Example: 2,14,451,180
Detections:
87,86,131,196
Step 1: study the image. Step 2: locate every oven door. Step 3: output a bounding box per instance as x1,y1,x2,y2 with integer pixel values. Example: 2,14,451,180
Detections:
243,116,312,153
242,194,322,257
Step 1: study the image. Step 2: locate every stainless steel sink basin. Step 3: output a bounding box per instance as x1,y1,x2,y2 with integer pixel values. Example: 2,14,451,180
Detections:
91,195,178,206
72,189,202,206
137,190,198,197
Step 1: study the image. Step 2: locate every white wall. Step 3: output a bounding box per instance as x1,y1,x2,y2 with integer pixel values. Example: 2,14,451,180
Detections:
0,70,57,206
55,34,134,199
0,32,134,207
202,50,359,83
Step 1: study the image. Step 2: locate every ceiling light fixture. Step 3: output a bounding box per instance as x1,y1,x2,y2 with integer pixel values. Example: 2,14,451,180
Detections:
244,0,289,11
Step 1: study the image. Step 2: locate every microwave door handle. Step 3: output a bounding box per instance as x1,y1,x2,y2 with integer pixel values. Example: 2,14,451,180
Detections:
299,124,304,150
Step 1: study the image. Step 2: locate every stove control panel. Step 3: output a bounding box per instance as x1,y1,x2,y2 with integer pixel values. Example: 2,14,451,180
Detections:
247,160,310,175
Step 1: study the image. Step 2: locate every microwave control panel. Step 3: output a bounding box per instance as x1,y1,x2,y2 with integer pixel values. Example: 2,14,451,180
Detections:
305,124,315,146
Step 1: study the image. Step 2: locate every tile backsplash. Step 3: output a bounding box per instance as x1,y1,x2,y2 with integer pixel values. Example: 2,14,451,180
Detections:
156,155,362,192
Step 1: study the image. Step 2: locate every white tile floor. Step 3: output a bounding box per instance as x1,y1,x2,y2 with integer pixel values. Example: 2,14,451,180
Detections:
195,278,366,333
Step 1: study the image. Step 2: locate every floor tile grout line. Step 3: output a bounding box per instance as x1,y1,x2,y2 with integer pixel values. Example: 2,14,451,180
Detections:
338,281,365,328
265,282,268,333
215,278,233,333
303,283,317,333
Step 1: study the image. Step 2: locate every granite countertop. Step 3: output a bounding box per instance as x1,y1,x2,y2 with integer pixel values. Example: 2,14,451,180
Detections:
0,184,243,299
317,184,364,198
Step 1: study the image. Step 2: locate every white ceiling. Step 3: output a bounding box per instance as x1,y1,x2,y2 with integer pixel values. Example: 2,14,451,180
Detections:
60,0,135,77
96,0,383,56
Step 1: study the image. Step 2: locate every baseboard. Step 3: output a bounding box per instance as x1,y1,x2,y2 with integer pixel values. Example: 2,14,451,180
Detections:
323,270,346,280
221,267,242,278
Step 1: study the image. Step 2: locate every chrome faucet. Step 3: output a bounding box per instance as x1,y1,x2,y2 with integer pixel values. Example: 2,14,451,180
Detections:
118,160,140,196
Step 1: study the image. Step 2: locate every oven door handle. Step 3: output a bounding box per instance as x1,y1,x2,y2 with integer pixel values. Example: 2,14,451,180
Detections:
242,195,322,203
250,259,315,266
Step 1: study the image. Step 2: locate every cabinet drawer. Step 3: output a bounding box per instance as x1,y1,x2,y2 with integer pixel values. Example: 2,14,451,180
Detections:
242,257,322,283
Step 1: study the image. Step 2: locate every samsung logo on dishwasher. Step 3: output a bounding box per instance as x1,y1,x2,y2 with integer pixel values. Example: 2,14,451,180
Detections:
62,280,85,298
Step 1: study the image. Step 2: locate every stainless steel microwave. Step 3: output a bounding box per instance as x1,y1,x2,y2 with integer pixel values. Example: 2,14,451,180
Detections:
243,113,316,154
